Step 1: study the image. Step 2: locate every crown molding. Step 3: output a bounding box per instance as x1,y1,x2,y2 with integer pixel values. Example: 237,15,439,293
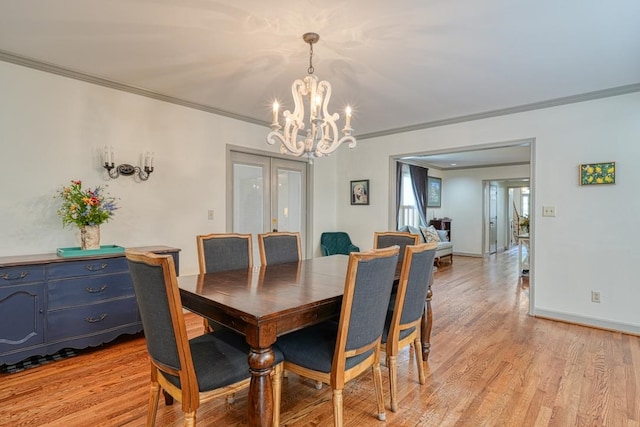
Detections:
0,49,267,127
2,49,638,139
357,83,640,140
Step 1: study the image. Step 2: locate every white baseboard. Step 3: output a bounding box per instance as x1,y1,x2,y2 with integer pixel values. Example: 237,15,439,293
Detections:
453,252,483,258
533,309,640,336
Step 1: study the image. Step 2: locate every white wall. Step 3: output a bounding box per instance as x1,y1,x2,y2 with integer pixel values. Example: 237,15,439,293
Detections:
441,165,529,255
0,61,337,274
336,92,640,334
310,155,339,257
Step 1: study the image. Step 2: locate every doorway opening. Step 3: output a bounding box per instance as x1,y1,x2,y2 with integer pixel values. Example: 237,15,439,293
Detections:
391,138,535,315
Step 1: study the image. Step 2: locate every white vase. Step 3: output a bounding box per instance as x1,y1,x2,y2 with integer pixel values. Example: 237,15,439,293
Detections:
80,225,101,250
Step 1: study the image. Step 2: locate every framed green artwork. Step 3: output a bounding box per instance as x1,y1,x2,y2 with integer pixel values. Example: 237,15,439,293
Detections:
427,176,442,207
579,162,615,185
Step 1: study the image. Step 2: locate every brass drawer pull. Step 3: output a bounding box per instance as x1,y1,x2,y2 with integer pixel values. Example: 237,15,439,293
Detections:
85,263,108,272
1,271,29,280
86,285,108,293
85,313,108,323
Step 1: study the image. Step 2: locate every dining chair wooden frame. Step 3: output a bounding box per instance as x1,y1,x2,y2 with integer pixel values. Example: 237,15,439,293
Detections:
125,250,283,427
373,231,420,250
258,231,302,266
278,246,400,427
382,242,437,412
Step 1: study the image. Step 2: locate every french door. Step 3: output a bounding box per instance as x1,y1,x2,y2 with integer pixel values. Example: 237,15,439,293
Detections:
229,151,308,264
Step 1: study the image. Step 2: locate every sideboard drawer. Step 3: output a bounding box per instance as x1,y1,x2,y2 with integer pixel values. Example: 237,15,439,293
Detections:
0,265,45,285
47,272,134,310
47,258,128,279
47,297,140,341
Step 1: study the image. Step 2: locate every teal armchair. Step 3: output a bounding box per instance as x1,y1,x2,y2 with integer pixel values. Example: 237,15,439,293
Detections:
320,232,360,256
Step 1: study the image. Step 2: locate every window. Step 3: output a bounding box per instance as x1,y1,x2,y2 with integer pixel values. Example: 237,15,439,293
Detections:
398,164,420,228
521,187,530,218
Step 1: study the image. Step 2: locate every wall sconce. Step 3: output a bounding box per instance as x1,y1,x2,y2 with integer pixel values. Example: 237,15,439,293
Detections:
102,146,154,181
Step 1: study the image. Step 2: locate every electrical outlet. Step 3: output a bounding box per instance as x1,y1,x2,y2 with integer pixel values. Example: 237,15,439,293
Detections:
207,210,214,220
591,291,601,303
542,206,556,217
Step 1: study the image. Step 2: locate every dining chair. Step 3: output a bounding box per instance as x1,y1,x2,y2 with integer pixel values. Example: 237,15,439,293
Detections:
258,231,302,266
381,242,437,412
196,233,253,333
373,231,420,267
276,246,400,427
125,250,283,427
196,233,253,274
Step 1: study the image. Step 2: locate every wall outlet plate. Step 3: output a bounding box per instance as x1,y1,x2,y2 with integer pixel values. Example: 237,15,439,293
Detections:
542,206,556,217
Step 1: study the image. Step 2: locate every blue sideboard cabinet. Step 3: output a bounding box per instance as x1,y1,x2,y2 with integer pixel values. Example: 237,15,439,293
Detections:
0,246,180,365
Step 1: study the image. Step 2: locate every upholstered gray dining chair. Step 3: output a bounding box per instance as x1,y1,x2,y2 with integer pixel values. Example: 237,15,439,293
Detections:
196,233,253,333
276,246,400,427
258,231,302,266
381,242,437,412
125,250,283,427
196,233,253,273
373,231,420,267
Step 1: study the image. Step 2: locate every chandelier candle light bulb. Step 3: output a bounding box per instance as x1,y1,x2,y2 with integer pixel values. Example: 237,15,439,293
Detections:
272,101,279,125
345,106,352,130
267,32,357,158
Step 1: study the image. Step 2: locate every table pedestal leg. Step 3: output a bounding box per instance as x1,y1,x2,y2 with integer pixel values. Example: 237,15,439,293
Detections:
421,283,433,361
248,347,274,427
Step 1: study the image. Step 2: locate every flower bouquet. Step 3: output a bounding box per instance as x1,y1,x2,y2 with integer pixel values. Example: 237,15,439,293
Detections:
56,180,118,249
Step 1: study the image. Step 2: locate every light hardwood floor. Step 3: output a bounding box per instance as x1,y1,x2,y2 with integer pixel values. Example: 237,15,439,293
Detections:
1,247,639,426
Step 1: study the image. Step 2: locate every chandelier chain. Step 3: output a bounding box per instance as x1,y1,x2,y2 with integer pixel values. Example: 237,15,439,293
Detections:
308,41,314,75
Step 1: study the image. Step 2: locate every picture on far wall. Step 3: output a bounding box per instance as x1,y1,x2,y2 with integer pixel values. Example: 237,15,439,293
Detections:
351,179,369,205
579,162,615,185
427,176,442,208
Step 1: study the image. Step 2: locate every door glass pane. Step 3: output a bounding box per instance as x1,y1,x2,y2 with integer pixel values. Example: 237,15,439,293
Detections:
276,169,302,232
233,163,264,236
489,184,497,254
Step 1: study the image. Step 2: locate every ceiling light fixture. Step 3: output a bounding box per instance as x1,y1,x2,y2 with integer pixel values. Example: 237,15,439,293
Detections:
267,32,356,158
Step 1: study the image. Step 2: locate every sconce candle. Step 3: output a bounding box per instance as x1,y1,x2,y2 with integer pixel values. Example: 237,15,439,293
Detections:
143,152,154,168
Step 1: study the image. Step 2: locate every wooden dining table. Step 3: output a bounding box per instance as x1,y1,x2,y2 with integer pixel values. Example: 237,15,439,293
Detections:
177,254,433,427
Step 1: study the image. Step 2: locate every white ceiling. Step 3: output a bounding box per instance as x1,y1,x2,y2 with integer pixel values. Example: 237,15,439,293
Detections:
1,0,639,143
403,143,532,170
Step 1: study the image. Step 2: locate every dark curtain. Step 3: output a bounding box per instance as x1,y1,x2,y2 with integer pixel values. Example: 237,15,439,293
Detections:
395,161,403,229
408,164,429,226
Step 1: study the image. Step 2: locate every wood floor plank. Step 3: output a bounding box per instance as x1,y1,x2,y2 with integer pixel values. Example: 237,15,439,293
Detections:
1,246,639,426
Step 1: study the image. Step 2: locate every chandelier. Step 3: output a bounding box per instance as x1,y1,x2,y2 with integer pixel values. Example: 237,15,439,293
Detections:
267,32,356,158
